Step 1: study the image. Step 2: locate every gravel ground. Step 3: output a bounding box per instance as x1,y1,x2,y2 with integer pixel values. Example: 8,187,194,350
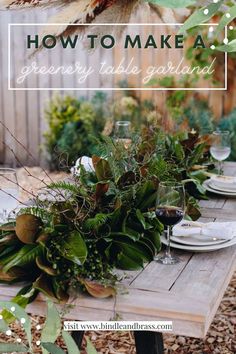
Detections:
0,167,235,353
0,272,235,353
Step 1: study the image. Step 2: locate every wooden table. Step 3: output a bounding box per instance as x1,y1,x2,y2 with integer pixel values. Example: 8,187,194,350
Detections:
0,162,236,353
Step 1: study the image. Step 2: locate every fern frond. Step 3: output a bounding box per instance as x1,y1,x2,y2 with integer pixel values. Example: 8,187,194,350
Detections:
84,213,109,231
47,181,80,195
18,206,53,224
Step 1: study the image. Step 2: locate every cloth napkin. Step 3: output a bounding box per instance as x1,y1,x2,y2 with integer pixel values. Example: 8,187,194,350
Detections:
173,220,236,241
71,156,95,176
210,175,236,191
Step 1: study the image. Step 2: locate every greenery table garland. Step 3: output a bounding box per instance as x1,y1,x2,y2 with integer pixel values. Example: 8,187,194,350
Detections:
0,128,212,308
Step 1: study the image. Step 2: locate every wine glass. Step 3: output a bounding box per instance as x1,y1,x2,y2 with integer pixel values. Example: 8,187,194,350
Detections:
0,168,19,223
210,130,231,175
114,121,132,149
155,181,185,265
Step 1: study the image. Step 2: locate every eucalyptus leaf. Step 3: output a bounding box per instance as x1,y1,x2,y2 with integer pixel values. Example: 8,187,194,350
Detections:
62,330,80,354
148,0,196,8
86,338,98,354
41,301,62,354
0,301,32,348
0,343,29,353
179,1,223,34
217,39,236,53
215,5,236,35
41,343,66,354
1,287,37,324
0,318,8,332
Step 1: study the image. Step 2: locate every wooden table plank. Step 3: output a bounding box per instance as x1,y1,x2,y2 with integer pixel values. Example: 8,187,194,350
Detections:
200,208,236,220
171,247,236,301
130,251,192,292
199,198,226,209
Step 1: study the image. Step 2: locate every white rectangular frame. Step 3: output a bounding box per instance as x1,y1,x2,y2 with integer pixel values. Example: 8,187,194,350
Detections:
8,23,227,91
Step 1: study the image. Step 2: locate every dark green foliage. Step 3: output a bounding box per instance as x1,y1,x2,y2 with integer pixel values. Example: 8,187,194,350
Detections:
44,95,106,170
184,98,214,134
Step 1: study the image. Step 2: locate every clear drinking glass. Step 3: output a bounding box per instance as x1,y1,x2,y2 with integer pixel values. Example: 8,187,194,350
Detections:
210,130,231,175
114,121,132,149
0,168,19,223
155,182,185,265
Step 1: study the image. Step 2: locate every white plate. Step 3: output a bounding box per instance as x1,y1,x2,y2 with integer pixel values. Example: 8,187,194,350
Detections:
171,235,227,246
203,180,236,197
161,235,236,252
208,180,236,193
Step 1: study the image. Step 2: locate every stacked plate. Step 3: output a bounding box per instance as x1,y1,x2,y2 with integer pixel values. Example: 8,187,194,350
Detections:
203,175,236,197
161,220,236,252
161,234,236,252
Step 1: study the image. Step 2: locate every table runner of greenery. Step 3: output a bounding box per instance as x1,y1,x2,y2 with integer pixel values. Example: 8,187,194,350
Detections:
0,128,212,308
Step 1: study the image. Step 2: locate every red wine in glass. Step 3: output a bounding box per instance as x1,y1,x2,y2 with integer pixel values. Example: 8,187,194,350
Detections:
155,182,185,265
155,206,184,226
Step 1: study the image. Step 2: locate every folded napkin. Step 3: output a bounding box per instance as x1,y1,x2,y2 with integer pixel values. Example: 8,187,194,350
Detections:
173,220,236,241
71,156,95,176
210,175,236,191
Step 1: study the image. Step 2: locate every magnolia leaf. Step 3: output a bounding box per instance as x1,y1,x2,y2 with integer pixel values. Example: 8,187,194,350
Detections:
136,209,150,230
52,278,69,303
117,171,138,188
217,39,236,53
15,214,42,244
62,331,80,354
41,343,65,354
61,231,87,266
0,343,29,353
0,266,27,283
215,5,236,35
113,238,153,270
116,253,144,270
136,180,156,208
179,1,223,33
112,230,140,242
86,338,98,354
148,0,196,8
0,223,15,232
33,274,57,300
0,233,18,245
140,236,156,255
95,182,109,201
146,231,162,252
41,301,62,354
80,279,116,298
92,156,112,181
0,301,32,347
3,244,43,272
36,256,57,276
36,233,50,244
